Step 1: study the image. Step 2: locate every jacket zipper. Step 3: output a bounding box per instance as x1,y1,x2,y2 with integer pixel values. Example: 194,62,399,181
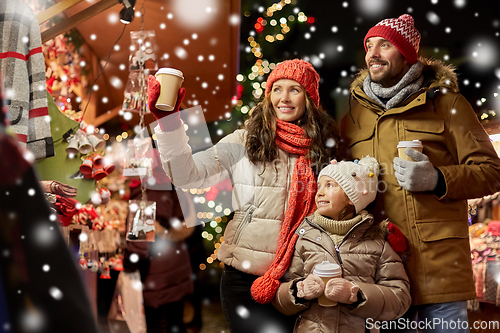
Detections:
333,244,342,265
305,217,368,266
293,313,302,333
304,218,343,265
233,206,255,245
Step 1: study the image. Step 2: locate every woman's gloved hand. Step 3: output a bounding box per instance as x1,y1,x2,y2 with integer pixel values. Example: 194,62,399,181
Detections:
147,75,186,131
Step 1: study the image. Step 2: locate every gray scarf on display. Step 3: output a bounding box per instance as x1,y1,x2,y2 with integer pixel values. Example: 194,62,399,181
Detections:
363,61,424,110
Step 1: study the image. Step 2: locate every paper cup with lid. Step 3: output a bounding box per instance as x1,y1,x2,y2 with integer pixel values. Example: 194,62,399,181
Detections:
313,261,342,307
397,140,423,161
154,68,184,111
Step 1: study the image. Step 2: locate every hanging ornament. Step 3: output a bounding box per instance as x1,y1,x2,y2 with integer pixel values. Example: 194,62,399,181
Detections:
122,135,152,178
79,255,88,270
122,71,148,112
99,262,112,279
99,188,111,205
114,257,124,271
126,200,156,242
129,30,158,71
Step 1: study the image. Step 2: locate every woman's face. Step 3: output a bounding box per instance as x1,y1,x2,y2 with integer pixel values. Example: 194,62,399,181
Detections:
270,79,306,122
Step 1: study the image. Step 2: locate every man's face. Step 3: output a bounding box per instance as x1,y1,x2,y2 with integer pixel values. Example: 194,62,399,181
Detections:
365,37,410,88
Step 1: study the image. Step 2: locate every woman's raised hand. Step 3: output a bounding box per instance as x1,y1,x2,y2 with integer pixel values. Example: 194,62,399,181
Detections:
147,75,186,120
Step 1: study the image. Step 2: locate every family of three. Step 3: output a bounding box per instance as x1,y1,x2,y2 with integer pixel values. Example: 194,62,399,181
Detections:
146,14,500,333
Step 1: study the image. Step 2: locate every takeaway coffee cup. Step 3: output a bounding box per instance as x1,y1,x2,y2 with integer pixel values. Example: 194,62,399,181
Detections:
155,68,184,111
397,140,423,161
313,261,342,307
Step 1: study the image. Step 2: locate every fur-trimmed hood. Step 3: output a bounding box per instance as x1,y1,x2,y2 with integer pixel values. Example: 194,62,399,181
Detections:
350,57,459,94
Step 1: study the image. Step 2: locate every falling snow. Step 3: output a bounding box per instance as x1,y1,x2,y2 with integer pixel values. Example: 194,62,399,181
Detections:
236,305,250,319
49,287,63,300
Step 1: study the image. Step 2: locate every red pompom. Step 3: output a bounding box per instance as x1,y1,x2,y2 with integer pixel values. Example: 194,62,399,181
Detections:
387,222,407,253
251,274,281,304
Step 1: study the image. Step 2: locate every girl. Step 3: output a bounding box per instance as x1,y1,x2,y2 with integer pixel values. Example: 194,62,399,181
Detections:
272,156,411,332
147,59,343,332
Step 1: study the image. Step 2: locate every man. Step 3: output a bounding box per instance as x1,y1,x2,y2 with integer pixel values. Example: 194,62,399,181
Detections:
341,14,500,332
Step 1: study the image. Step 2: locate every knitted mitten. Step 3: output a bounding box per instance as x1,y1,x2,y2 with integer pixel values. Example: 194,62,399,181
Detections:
147,75,185,131
324,278,359,304
297,274,325,300
393,148,438,192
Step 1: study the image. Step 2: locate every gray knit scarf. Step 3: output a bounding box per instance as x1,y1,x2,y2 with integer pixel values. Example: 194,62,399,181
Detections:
363,61,424,110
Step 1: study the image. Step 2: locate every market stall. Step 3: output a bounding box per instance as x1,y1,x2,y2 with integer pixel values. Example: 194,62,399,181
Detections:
468,132,500,311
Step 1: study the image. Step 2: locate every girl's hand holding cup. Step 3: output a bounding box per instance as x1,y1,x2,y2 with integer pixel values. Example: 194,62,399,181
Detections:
297,274,325,300
324,278,359,304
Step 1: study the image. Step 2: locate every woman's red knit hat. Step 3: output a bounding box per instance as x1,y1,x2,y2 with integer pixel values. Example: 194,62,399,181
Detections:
264,59,320,107
364,14,421,65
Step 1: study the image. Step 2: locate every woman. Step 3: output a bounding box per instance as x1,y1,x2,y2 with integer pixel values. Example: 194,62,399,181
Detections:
147,59,343,332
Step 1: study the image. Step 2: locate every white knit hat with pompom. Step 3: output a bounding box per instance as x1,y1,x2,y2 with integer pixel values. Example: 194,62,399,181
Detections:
318,156,380,213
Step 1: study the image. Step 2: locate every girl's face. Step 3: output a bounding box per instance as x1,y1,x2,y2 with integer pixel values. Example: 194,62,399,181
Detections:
315,175,353,220
270,79,306,122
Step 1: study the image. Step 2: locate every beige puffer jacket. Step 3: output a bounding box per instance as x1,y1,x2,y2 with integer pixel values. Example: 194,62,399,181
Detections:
273,211,411,333
155,125,300,276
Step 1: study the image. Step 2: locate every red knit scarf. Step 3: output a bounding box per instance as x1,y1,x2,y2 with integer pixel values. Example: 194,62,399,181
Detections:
250,119,317,304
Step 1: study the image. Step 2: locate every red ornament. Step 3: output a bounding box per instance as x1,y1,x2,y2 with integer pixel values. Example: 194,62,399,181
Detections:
237,84,244,99
254,22,264,33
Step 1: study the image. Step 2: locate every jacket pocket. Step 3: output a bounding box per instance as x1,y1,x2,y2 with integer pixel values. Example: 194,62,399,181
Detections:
348,126,375,148
403,119,444,134
402,119,445,144
233,205,255,245
411,191,468,224
415,220,469,242
347,126,375,159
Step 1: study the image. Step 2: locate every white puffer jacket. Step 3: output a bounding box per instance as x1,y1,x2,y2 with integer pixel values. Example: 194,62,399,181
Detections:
155,124,300,276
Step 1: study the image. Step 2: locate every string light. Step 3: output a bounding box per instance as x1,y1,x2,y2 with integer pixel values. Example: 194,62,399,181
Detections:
235,1,309,116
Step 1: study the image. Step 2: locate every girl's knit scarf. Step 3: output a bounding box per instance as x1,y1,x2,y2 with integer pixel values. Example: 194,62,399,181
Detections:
251,119,317,304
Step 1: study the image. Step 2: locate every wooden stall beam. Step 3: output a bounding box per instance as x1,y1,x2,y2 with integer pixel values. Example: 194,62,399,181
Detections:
41,0,119,43
37,0,85,24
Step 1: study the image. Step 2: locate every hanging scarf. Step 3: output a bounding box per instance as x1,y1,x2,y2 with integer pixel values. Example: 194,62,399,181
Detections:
363,61,424,110
251,119,317,304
